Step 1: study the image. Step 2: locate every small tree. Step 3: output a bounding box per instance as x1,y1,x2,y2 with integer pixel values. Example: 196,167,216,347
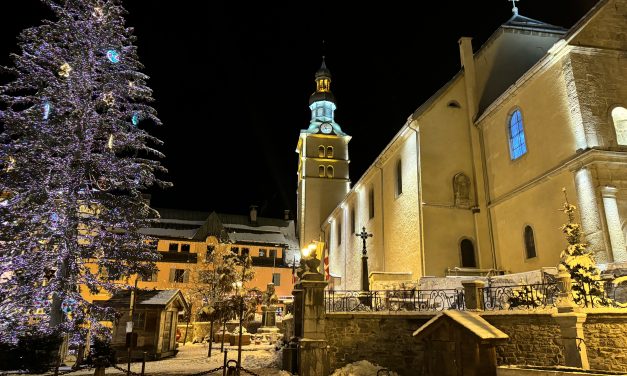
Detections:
559,188,608,307
192,244,255,341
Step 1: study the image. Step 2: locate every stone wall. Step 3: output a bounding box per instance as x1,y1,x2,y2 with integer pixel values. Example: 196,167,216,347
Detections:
584,311,627,372
325,312,433,376
482,312,565,367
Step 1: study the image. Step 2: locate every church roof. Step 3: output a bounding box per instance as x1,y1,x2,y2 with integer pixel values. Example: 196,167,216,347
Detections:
502,14,567,33
140,208,301,263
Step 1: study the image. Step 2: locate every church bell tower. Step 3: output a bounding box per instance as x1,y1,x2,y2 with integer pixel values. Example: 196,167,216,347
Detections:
296,58,351,249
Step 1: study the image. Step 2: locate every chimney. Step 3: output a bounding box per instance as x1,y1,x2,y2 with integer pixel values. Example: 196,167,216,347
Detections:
249,205,258,224
284,209,290,220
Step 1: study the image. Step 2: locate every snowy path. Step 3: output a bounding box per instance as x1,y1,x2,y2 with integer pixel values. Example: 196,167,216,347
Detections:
27,343,287,376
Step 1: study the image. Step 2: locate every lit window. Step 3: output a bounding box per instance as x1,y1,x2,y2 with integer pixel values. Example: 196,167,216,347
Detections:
508,109,527,160
460,239,476,267
326,146,334,158
318,145,325,158
319,165,325,177
326,165,334,178
524,226,537,259
171,269,188,283
612,107,627,145
395,160,402,197
259,249,266,257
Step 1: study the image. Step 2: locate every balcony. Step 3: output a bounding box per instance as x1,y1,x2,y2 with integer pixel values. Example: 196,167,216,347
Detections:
159,251,198,263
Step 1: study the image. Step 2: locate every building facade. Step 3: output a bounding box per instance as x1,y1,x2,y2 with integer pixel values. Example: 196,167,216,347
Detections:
299,0,627,289
84,207,300,311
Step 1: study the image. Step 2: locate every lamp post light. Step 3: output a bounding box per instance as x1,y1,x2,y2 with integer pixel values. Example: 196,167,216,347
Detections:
300,241,322,278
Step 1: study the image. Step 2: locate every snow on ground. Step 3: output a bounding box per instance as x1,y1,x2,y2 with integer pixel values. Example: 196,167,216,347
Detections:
26,343,287,376
330,360,399,376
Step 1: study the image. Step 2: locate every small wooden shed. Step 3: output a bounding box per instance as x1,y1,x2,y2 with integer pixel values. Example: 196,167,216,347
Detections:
95,289,189,360
413,311,508,376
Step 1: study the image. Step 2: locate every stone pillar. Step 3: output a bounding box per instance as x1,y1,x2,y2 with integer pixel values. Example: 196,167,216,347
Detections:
574,168,609,263
462,280,485,310
292,284,304,338
601,186,627,263
553,265,589,369
298,273,329,376
552,313,589,369
258,305,280,335
299,339,330,376
301,275,327,340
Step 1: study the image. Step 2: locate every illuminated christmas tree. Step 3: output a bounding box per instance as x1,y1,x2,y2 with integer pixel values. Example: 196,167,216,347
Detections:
559,188,607,307
0,0,168,342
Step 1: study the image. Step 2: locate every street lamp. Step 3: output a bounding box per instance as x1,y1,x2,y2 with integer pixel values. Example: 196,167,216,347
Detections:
300,241,322,279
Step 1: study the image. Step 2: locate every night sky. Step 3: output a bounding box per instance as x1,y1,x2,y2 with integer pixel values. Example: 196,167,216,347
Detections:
0,1,598,219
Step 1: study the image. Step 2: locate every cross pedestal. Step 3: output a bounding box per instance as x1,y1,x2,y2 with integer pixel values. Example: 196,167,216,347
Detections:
356,227,373,292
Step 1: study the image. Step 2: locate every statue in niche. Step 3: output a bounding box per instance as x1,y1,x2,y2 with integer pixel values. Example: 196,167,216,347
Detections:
453,173,471,208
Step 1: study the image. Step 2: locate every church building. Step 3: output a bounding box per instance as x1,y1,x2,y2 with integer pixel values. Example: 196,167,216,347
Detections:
298,0,627,290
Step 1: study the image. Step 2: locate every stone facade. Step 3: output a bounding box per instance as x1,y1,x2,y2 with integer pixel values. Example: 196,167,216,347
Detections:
325,313,432,375
324,310,627,375
482,313,565,367
584,312,627,372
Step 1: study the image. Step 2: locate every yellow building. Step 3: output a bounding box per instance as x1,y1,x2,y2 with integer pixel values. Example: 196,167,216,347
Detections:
85,207,300,312
300,0,627,290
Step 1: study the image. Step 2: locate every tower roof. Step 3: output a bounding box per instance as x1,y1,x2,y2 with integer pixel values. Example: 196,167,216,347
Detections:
309,57,335,105
502,13,567,33
315,57,332,79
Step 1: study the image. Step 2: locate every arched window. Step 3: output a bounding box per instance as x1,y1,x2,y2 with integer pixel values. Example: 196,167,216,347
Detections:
508,109,527,160
318,145,325,158
460,239,476,267
326,146,334,158
612,107,627,145
524,225,537,259
395,160,403,197
326,165,334,178
318,165,325,177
